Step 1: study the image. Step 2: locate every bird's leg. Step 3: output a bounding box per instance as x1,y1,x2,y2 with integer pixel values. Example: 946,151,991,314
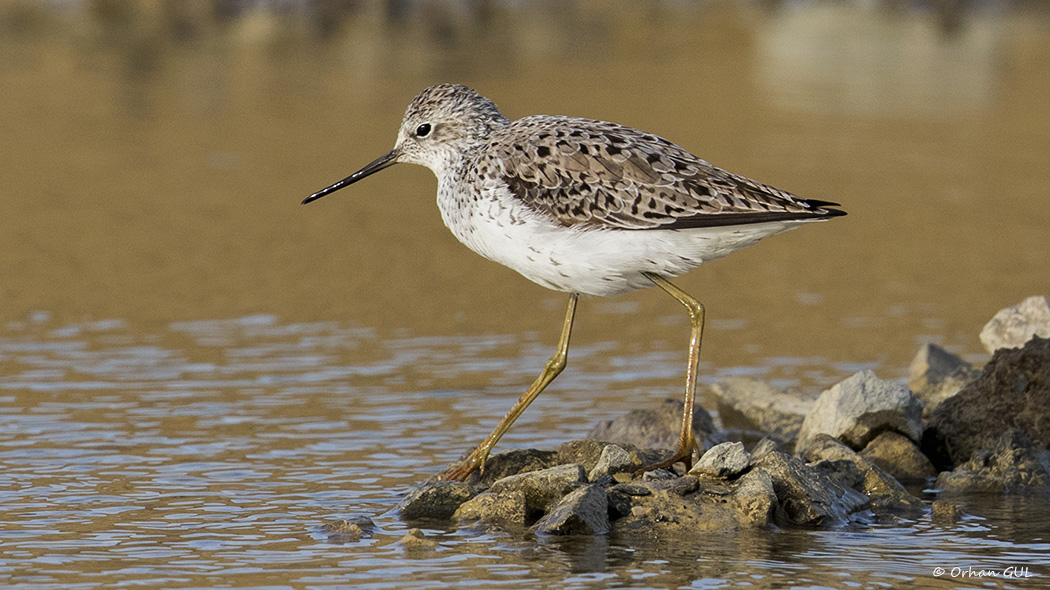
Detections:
641,272,705,472
439,293,579,482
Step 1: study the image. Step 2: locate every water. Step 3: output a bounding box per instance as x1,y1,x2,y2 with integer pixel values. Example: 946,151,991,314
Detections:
3,315,1048,588
3,1,1050,588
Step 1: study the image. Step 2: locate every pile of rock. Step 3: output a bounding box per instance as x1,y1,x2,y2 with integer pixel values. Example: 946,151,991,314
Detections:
397,296,1050,536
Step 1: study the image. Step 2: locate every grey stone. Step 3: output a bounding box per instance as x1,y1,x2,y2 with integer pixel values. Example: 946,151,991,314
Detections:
587,444,639,481
689,441,750,479
803,434,924,516
922,336,1050,469
396,528,438,549
453,490,528,528
557,439,613,473
725,469,778,527
797,370,923,455
753,450,870,526
397,481,474,520
587,398,715,452
979,296,1050,353
613,482,747,536
475,448,560,486
750,437,780,462
489,463,586,515
709,377,815,445
531,484,609,535
908,343,980,417
611,483,651,496
860,431,937,482
669,474,700,496
935,429,1050,495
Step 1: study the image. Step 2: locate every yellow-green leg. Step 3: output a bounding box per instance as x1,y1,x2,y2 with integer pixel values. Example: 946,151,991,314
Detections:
440,292,579,481
642,272,706,471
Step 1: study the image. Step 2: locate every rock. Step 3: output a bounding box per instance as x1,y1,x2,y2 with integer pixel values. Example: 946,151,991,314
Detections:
979,296,1050,353
750,437,780,462
396,528,438,549
922,337,1050,470
753,450,870,526
613,479,754,536
689,441,750,479
803,434,924,516
709,377,815,446
935,429,1050,495
724,469,778,527
321,516,375,542
556,440,612,473
860,431,938,482
796,370,923,455
669,474,701,496
475,448,560,485
531,484,609,535
908,343,980,417
587,398,715,452
453,490,528,528
488,463,586,516
931,500,963,524
398,481,475,520
587,444,640,481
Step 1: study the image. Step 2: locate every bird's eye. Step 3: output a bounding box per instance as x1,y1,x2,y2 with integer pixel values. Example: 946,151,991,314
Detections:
415,123,432,138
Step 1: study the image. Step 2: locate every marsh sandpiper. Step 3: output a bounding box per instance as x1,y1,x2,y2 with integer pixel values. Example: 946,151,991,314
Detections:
304,83,845,481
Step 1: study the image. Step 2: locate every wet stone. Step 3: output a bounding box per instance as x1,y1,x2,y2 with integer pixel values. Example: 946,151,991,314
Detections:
409,380,944,538
488,463,586,515
935,429,1050,495
931,500,964,524
476,448,560,485
531,484,609,535
396,528,438,550
398,481,475,521
804,434,924,517
321,515,376,543
453,490,528,528
725,469,778,527
753,450,870,527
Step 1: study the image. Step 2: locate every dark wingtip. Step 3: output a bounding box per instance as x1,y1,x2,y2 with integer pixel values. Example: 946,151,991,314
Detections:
802,199,846,218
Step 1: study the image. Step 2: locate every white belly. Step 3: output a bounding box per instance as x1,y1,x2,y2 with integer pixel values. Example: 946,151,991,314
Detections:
438,187,803,297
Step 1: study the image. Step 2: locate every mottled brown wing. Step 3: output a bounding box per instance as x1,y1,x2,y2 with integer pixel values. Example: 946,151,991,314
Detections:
483,115,843,230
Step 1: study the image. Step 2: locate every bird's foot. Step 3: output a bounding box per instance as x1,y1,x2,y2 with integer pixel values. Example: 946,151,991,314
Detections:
637,445,695,476
435,449,488,482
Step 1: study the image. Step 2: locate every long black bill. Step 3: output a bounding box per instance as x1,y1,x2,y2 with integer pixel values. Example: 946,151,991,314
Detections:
302,149,398,205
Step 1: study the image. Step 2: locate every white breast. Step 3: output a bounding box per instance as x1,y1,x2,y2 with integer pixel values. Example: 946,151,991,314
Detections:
436,181,803,297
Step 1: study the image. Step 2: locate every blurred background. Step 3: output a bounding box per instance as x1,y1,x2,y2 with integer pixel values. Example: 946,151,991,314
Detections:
3,0,1049,375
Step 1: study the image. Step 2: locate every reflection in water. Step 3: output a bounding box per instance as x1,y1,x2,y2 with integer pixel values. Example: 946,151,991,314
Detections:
3,1,1050,588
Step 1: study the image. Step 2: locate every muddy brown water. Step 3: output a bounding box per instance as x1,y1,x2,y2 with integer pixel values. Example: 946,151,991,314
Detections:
2,1,1049,588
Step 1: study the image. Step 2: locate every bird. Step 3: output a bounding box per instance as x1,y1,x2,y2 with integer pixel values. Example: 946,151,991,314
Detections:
303,83,845,481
